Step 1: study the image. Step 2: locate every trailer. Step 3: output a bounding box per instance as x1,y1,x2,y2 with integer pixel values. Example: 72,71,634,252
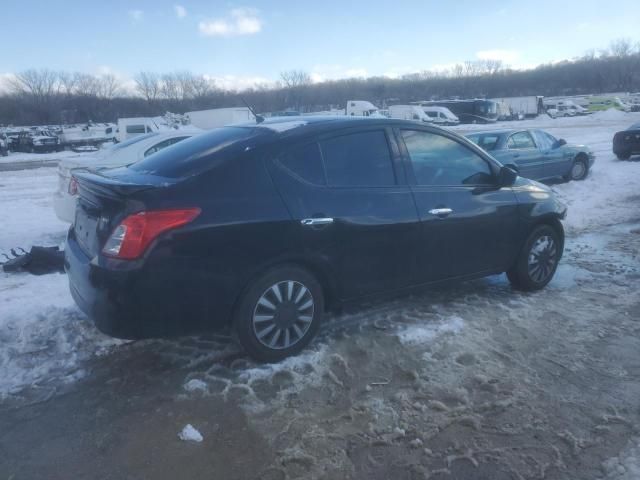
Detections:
490,96,544,119
186,108,255,130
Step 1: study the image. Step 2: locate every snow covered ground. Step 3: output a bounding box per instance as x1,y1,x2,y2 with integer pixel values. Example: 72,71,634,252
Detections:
1,110,640,479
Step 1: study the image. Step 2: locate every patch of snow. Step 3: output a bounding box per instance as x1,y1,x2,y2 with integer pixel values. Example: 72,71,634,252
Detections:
397,315,465,345
183,379,208,392
178,424,203,443
600,438,640,479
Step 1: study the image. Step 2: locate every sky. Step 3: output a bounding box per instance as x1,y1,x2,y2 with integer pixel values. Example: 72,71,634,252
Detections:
1,0,639,91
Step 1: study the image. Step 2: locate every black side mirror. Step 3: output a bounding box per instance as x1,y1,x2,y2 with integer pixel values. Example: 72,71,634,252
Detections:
553,138,567,149
499,165,518,187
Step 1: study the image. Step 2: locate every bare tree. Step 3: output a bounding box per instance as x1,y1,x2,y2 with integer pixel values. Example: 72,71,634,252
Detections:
135,72,161,103
279,70,311,89
97,74,121,99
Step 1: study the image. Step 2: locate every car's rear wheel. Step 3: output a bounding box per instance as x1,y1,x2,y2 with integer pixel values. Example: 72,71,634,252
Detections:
233,266,324,362
566,157,588,181
507,225,561,291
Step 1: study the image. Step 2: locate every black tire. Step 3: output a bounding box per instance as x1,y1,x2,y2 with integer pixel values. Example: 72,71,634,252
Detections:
233,265,324,362
616,152,631,161
507,225,562,291
565,156,589,181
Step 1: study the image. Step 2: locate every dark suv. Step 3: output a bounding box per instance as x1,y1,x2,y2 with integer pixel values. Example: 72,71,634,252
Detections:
65,117,566,361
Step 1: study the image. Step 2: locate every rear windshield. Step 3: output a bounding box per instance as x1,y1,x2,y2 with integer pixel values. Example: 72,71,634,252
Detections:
128,127,262,178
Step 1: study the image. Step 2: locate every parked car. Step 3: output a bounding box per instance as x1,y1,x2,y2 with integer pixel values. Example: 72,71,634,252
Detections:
613,122,640,160
421,106,459,126
66,117,567,362
466,129,595,182
54,130,200,222
10,130,61,153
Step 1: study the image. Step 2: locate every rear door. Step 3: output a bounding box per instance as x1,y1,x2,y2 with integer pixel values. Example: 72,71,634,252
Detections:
397,128,519,280
268,127,422,299
505,131,544,180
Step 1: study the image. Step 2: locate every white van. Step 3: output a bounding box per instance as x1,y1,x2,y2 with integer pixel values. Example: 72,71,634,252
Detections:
421,106,459,126
345,100,384,117
388,105,433,123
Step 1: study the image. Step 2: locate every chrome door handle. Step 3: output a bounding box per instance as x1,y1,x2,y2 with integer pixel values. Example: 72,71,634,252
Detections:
301,218,334,226
428,208,453,217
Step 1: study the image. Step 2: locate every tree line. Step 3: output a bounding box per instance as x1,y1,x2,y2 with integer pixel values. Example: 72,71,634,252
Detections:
1,39,639,126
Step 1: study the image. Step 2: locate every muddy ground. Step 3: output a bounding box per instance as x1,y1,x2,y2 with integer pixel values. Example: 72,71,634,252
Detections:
1,215,639,480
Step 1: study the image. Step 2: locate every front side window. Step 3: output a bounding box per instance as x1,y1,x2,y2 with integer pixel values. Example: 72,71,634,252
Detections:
401,130,494,186
507,131,536,150
533,130,556,150
320,130,395,186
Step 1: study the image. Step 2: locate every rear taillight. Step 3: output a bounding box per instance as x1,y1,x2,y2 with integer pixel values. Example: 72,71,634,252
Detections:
68,176,78,195
102,208,201,260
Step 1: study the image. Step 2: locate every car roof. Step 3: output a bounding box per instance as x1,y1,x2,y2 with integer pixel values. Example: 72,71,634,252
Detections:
239,115,442,138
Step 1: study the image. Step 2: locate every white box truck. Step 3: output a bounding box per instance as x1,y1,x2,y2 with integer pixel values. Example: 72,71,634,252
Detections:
186,107,255,129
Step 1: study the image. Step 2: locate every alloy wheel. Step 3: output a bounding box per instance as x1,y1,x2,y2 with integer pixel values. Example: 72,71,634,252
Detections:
527,235,557,283
571,161,586,180
252,280,314,350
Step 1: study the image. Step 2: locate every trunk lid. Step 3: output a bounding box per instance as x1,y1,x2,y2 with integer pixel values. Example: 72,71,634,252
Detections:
72,168,177,257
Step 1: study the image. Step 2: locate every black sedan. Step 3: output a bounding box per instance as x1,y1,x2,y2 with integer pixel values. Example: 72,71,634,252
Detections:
613,122,640,160
466,129,595,182
66,117,566,361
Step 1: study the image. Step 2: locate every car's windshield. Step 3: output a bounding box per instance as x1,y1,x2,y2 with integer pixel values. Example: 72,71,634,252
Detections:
628,123,640,130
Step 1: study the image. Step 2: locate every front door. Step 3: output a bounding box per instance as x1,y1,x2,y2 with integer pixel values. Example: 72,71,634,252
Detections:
397,128,520,281
505,131,544,180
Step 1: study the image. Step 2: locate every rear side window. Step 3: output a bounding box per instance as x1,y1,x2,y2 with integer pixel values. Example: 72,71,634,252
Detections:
129,127,260,178
320,130,395,186
467,133,500,151
277,142,325,185
401,130,494,186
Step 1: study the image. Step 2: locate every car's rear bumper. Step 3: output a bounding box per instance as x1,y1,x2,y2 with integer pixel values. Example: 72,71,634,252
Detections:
65,230,237,339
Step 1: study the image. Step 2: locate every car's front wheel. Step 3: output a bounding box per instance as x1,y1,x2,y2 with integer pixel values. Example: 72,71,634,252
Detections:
507,225,562,291
616,152,631,160
565,157,589,181
233,265,324,362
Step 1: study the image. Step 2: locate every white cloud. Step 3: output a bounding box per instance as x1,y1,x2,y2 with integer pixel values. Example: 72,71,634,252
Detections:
174,5,187,19
476,49,520,63
128,9,143,22
204,74,272,91
310,64,369,83
198,8,262,37
0,73,16,93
